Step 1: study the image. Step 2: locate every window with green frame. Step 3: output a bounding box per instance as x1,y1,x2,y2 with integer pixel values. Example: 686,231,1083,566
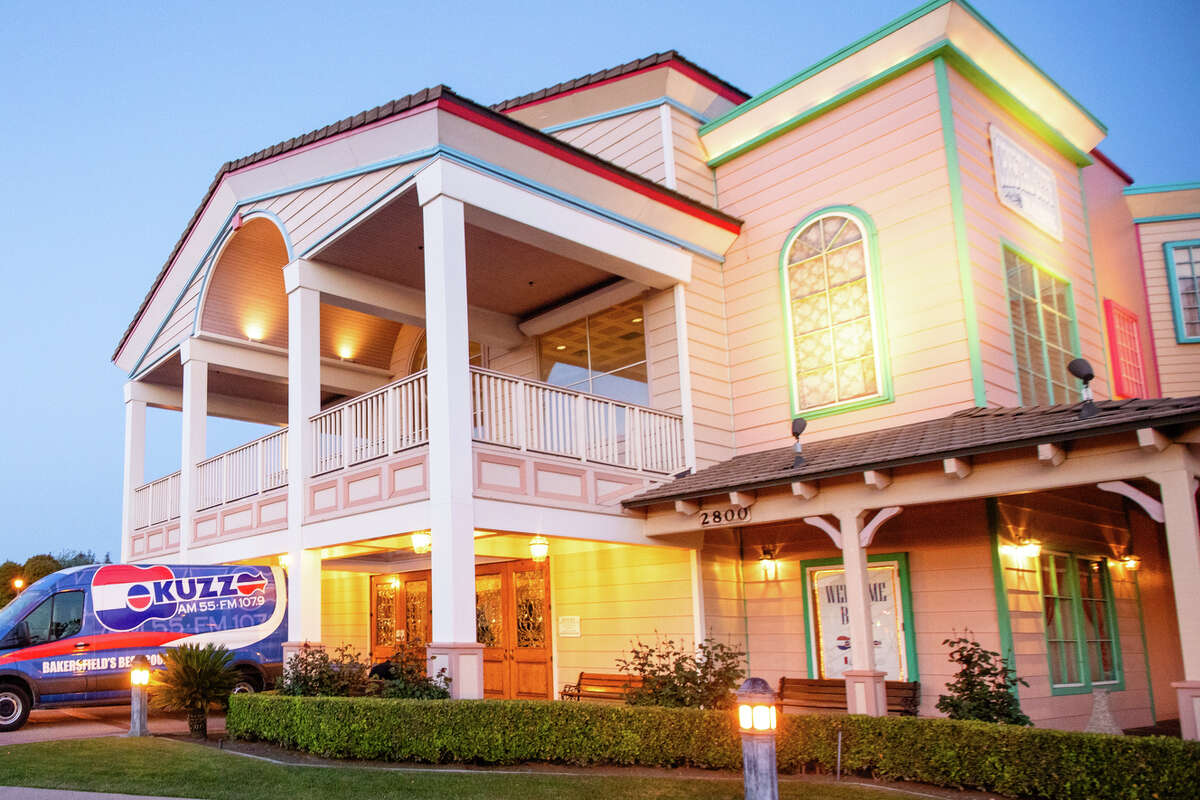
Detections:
1163,239,1200,343
1039,552,1121,693
1005,247,1080,405
780,207,891,418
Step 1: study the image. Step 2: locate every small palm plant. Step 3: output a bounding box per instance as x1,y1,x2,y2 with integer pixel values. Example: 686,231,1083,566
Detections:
150,643,239,738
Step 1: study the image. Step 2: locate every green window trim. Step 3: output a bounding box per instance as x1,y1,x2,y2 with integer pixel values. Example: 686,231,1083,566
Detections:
779,205,894,421
1036,550,1125,696
1163,239,1200,344
1000,240,1082,406
798,552,918,683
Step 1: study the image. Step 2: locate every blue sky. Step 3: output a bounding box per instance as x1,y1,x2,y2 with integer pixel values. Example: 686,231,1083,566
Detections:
0,0,1196,562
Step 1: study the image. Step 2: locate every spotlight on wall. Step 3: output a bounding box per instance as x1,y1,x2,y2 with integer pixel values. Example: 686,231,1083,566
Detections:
1014,537,1042,559
791,417,807,469
1068,358,1097,419
411,531,432,555
1121,553,1142,571
529,535,550,563
759,547,779,580
244,323,265,342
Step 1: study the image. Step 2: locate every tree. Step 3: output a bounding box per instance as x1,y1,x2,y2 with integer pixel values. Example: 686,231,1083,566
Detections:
936,635,1031,725
150,644,239,738
0,561,21,607
54,550,97,568
21,554,62,586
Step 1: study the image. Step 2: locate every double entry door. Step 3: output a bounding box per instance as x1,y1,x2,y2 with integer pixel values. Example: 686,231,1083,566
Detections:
369,559,552,700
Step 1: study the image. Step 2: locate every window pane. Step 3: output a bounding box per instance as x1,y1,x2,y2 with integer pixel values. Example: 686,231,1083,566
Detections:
21,597,53,645
475,574,503,648
51,592,83,641
591,365,650,407
1007,249,1076,405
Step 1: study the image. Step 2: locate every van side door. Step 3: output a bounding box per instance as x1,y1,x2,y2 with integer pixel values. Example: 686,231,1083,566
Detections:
5,590,89,704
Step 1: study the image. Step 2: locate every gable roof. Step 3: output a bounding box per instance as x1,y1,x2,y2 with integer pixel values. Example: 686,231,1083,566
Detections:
623,397,1200,507
491,50,749,113
114,84,742,364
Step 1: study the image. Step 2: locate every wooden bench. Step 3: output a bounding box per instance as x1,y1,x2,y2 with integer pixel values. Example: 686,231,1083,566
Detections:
778,677,920,716
559,672,644,702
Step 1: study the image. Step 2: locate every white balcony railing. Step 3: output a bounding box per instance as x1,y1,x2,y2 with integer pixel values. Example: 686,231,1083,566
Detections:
131,471,180,530
131,365,685,526
194,429,289,511
311,371,429,475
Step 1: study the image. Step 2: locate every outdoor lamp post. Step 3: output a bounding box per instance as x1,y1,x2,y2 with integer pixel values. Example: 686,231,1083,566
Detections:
736,677,779,800
128,655,151,737
11,577,24,594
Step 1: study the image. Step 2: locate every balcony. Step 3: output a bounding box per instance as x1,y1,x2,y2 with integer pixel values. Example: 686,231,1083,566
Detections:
128,367,684,558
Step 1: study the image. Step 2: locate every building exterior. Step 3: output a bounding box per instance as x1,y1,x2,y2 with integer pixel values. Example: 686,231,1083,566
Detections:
113,1,1200,737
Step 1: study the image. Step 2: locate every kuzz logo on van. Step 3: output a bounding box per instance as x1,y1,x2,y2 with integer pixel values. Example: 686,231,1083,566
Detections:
91,565,268,632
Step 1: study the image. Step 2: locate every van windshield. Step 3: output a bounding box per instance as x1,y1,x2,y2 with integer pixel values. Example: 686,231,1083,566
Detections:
0,573,60,642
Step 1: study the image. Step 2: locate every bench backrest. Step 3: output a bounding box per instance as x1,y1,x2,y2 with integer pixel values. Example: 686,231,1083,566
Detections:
577,672,643,692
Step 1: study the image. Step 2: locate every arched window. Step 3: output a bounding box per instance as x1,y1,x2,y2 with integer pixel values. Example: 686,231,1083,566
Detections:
780,207,891,417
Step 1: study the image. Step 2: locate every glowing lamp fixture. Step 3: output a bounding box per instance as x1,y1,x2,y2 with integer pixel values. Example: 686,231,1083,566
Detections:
1121,553,1141,571
1003,537,1042,559
244,323,265,342
277,554,290,568
130,654,151,687
529,535,550,563
631,317,643,323
759,547,779,581
736,677,778,732
11,577,24,592
337,344,354,361
411,531,432,555
388,576,400,589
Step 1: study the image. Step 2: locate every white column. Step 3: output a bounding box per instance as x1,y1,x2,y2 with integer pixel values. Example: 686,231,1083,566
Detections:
836,509,886,716
421,193,483,699
673,282,697,471
1151,467,1200,739
120,391,146,563
178,356,207,562
285,280,322,645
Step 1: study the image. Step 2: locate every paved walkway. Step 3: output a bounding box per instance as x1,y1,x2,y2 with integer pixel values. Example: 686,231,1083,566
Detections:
0,790,200,800
2,706,224,745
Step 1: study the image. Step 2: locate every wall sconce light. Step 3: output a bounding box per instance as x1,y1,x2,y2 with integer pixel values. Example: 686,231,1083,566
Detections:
338,345,354,361
1001,537,1041,559
1121,553,1141,571
529,535,549,563
388,576,400,589
411,531,432,555
244,323,265,343
759,548,779,580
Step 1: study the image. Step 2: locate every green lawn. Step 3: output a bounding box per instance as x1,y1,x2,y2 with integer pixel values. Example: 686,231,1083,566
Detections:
0,738,895,800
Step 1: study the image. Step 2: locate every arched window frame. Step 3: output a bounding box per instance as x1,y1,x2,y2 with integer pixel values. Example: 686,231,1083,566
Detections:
778,205,893,419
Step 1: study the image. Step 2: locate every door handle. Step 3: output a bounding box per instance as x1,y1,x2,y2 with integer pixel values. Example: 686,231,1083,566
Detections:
73,641,90,650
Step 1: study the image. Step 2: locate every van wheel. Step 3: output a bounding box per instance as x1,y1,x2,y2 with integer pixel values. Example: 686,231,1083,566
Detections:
0,685,31,732
231,671,261,694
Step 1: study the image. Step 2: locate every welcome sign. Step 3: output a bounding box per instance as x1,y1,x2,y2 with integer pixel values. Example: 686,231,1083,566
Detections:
809,564,905,680
990,124,1063,241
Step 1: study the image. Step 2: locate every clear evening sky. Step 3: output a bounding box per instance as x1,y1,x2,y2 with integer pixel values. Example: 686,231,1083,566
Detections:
0,0,1196,562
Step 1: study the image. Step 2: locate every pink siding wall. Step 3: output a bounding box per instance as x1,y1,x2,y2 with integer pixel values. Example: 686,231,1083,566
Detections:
1082,161,1160,397
945,68,1109,404
714,62,975,453
1136,218,1200,396
670,107,716,205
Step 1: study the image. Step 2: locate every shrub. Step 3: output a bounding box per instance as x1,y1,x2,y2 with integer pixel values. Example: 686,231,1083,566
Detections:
150,643,239,738
616,635,744,709
277,644,372,697
374,640,451,700
936,635,1031,725
228,694,1200,800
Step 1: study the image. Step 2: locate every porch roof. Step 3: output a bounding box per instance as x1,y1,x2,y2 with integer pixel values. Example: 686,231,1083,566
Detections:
623,397,1200,507
112,83,743,363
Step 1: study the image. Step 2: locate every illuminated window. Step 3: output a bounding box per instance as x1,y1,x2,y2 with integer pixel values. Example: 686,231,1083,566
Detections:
1005,248,1079,405
1039,552,1121,692
780,208,891,417
1164,240,1200,342
537,298,648,406
1103,300,1146,398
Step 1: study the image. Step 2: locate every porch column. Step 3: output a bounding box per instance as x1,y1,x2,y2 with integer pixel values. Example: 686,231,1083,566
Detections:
284,274,323,647
421,192,483,699
178,353,207,562
836,509,887,716
1150,467,1200,740
120,388,146,563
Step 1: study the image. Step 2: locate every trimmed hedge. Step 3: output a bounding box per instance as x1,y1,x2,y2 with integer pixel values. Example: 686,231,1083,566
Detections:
228,695,1200,800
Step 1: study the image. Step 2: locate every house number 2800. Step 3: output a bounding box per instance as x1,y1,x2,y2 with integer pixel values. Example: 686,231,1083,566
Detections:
698,507,751,527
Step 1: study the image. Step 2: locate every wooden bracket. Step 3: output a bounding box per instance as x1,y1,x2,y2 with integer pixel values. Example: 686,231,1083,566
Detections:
673,499,699,516
863,469,892,490
943,457,972,479
791,481,819,500
1097,480,1164,523
1137,427,1169,453
803,515,842,549
1037,443,1066,467
729,490,757,509
859,506,903,547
